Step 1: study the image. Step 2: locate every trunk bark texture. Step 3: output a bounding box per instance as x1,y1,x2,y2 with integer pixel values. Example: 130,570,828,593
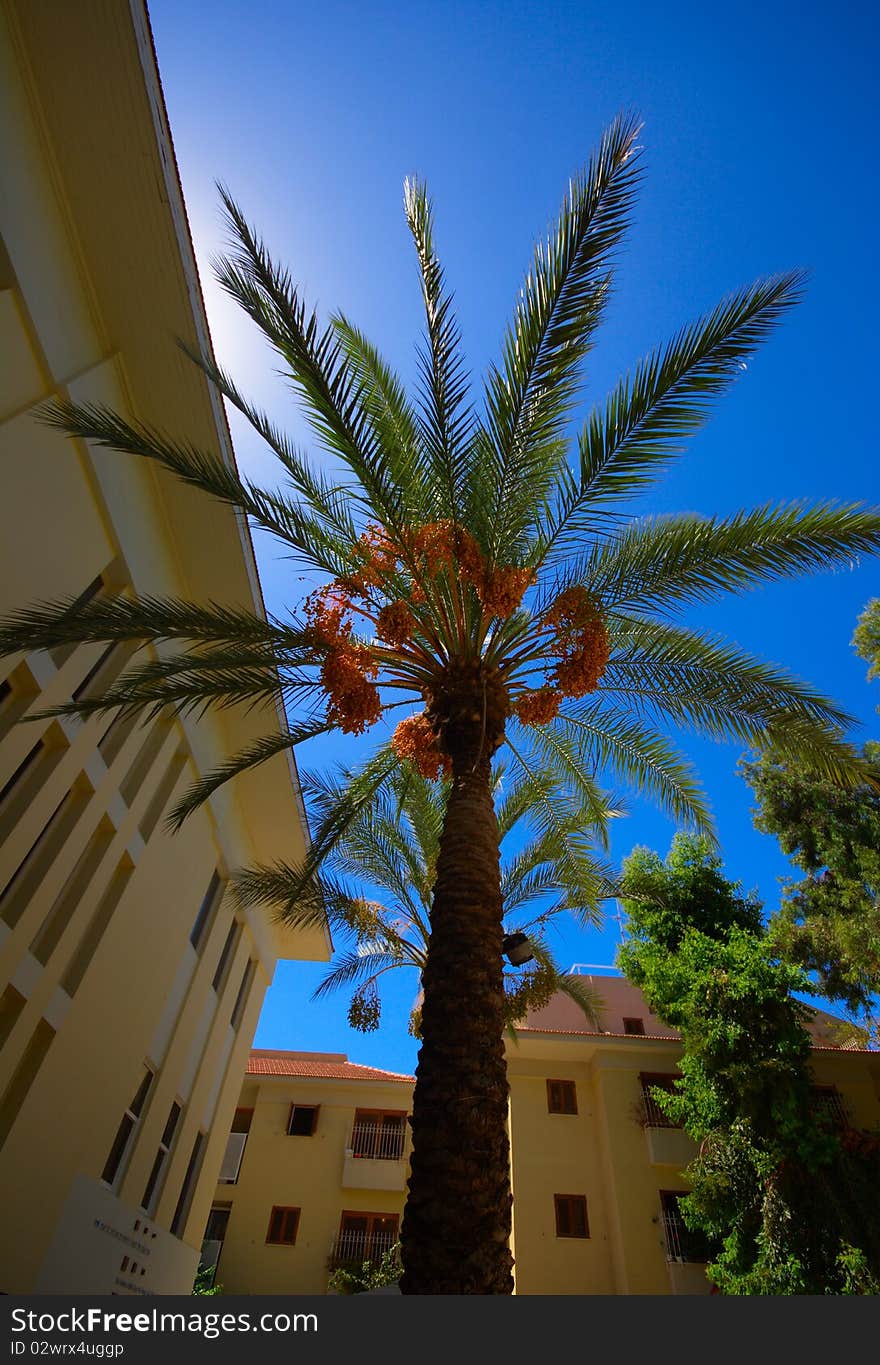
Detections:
399,748,514,1294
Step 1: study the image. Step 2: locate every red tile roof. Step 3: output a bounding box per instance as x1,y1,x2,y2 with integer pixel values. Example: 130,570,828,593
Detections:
247,1049,414,1082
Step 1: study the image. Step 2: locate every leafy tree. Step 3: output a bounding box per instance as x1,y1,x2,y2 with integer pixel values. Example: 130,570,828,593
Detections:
853,598,880,690
307,761,610,1035
742,746,880,1027
192,1266,223,1295
619,834,880,1294
2,115,878,1292
741,604,880,1031
327,1241,402,1295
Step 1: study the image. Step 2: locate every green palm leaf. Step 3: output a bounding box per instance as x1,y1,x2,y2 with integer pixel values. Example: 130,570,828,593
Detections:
403,178,473,520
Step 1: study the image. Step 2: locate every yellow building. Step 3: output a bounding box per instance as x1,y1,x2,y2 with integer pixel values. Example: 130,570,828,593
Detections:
205,1051,414,1293
210,979,880,1295
0,0,328,1294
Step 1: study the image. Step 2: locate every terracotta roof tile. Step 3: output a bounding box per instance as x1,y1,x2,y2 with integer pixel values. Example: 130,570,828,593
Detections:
247,1050,414,1082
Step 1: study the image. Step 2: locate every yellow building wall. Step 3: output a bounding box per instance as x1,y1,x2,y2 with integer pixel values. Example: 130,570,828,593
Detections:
507,1029,880,1296
0,0,327,1294
210,1033,880,1297
212,1073,412,1294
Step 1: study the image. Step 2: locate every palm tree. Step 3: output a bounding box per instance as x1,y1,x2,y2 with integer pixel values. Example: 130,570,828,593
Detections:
303,761,613,1036
2,113,879,1292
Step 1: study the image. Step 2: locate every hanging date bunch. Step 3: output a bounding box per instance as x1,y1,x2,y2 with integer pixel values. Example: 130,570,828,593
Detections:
300,518,610,758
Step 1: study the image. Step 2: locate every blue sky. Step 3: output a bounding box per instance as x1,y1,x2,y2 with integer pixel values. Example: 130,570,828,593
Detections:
149,0,878,1074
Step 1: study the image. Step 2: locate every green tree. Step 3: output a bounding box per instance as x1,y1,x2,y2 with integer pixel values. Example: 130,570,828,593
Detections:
741,604,880,1031
619,834,880,1294
327,1241,402,1295
2,116,878,1292
306,761,610,1035
853,598,880,690
742,746,880,1028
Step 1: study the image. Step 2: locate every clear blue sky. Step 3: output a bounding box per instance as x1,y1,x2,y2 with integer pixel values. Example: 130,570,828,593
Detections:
149,0,878,1074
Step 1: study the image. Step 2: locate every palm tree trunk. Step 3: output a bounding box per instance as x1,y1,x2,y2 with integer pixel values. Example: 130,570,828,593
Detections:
399,748,514,1294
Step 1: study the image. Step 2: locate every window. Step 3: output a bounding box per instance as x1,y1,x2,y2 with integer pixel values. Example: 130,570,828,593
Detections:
219,1108,251,1184
554,1194,589,1238
287,1105,319,1136
61,857,133,997
623,1017,645,1035
0,1017,56,1152
659,1191,714,1263
205,1204,231,1242
171,1130,207,1237
48,573,106,667
190,871,222,952
546,1079,578,1115
351,1109,406,1158
0,984,26,1053
0,738,44,809
141,1101,182,1214
266,1205,300,1245
102,1067,153,1186
232,1107,254,1134
640,1073,681,1128
212,921,241,995
72,641,124,703
230,959,256,1029
332,1212,398,1266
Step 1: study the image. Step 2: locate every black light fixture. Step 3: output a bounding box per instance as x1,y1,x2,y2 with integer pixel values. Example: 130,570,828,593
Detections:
502,932,534,967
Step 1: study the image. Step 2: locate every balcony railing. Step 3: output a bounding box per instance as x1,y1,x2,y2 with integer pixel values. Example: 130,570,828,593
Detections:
349,1121,406,1160
812,1087,848,1129
641,1084,681,1129
218,1130,247,1183
328,1229,398,1269
661,1212,712,1264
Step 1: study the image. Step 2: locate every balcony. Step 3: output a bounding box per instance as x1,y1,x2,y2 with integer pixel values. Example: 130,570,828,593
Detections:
660,1202,713,1294
342,1121,408,1191
640,1078,696,1167
328,1229,399,1271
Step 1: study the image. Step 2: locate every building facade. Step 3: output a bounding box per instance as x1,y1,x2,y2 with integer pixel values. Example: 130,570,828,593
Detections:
0,0,329,1294
210,981,880,1295
205,1051,414,1294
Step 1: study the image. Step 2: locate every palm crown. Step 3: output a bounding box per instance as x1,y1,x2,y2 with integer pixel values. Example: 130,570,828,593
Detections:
2,112,879,1293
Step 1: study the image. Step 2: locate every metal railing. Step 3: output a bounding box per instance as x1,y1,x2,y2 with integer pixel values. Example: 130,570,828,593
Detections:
329,1229,398,1269
349,1121,406,1160
218,1130,247,1183
661,1212,707,1264
812,1086,848,1128
641,1082,681,1129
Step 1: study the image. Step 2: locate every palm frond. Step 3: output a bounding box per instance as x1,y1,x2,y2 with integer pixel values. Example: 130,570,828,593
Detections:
311,943,411,1001
600,618,865,781
555,702,713,834
39,400,350,577
403,178,473,520
215,187,417,537
552,501,880,616
330,314,427,514
168,721,331,831
503,732,614,927
482,111,643,560
240,744,404,922
176,339,362,544
0,592,291,658
536,271,806,557
552,969,606,1030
